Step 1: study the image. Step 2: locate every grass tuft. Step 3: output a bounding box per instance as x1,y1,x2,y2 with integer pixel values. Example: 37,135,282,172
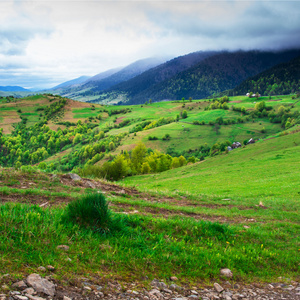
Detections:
62,192,111,233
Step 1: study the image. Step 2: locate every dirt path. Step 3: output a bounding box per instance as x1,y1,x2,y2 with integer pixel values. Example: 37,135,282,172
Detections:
0,170,259,224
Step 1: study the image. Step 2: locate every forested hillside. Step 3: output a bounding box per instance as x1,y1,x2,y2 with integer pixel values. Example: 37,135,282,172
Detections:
1,93,299,179
230,55,300,96
101,51,218,99
115,50,300,104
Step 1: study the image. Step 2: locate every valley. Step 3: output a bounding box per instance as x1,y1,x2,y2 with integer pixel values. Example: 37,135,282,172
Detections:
0,91,299,300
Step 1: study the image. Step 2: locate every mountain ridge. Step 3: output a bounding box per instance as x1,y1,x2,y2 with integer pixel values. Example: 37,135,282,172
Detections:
0,86,30,92
109,49,300,104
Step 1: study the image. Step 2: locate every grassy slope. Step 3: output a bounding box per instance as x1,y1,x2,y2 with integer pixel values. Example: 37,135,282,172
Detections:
0,129,299,285
1,94,298,172
123,128,300,201
0,94,300,286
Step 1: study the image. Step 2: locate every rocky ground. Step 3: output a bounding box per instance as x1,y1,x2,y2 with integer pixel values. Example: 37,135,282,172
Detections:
1,272,299,300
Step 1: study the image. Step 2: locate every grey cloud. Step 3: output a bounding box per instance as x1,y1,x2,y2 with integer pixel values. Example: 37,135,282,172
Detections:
0,25,53,55
0,0,54,56
144,1,300,50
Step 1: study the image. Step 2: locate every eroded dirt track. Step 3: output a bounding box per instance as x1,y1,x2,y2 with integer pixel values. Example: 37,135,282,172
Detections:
0,170,260,224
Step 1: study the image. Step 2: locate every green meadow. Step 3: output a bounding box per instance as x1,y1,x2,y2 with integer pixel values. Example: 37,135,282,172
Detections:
0,94,299,287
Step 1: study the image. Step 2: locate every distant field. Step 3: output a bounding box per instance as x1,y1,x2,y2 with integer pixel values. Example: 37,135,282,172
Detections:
123,129,300,201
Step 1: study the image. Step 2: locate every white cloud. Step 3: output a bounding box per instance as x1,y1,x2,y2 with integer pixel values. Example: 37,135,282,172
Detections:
0,0,300,89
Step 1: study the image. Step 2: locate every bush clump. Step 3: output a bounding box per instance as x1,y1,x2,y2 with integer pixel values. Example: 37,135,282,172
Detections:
63,192,111,232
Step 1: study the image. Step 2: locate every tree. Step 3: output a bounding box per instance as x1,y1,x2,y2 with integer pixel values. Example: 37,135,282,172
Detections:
73,133,82,144
162,133,170,140
149,99,152,104
109,142,115,151
171,157,180,169
278,105,285,115
157,154,172,172
131,142,147,173
255,101,266,112
182,110,188,119
178,155,187,167
141,162,151,174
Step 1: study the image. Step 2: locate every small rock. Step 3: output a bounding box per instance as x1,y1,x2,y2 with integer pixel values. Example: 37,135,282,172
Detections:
188,296,198,299
56,245,69,251
26,274,55,297
37,266,46,272
149,289,161,295
83,286,91,291
10,292,21,295
243,226,250,229
220,268,233,278
25,295,46,300
162,288,172,294
86,181,96,189
66,257,72,262
190,290,198,295
170,276,178,281
169,284,182,291
214,283,224,293
12,281,27,290
232,294,244,300
68,173,82,181
150,280,167,289
1,285,9,291
63,297,72,300
23,288,35,295
13,296,28,300
46,265,55,271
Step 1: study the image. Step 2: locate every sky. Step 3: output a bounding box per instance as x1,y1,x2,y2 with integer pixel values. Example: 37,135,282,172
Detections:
1,0,300,90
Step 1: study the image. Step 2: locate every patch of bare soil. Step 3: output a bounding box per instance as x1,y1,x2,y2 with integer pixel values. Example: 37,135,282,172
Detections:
230,100,242,103
0,170,256,219
111,202,245,224
0,192,72,207
115,117,125,125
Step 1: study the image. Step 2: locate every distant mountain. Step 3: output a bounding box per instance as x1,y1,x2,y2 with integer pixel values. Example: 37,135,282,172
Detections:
0,86,30,92
51,76,91,90
81,57,168,93
55,57,167,101
84,67,123,84
231,55,300,96
103,51,218,101
103,49,300,104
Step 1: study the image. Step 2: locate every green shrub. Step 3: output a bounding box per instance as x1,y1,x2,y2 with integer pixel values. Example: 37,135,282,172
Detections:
63,192,111,232
162,133,171,140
